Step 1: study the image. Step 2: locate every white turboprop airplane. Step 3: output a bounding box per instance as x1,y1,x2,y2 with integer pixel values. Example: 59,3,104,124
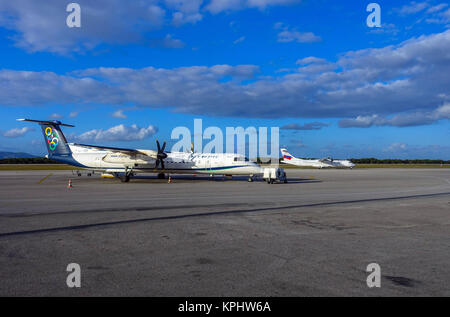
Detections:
18,119,263,182
280,148,355,169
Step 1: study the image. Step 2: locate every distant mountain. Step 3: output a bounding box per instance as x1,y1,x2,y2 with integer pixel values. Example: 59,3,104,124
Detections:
0,151,37,159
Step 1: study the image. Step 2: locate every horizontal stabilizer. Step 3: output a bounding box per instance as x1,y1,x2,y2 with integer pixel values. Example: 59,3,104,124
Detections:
17,118,75,127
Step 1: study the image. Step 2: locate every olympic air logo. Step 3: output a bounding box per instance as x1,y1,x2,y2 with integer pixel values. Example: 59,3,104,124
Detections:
45,127,59,151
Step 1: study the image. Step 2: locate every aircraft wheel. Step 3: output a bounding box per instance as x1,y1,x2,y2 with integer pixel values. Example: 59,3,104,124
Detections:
120,175,130,182
157,173,165,179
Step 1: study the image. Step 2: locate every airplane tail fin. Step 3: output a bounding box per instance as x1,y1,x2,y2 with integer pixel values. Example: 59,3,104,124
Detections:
280,148,295,160
17,119,74,157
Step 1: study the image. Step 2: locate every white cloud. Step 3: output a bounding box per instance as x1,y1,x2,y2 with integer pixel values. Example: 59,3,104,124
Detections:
398,1,429,15
296,57,326,65
112,109,127,119
49,113,63,119
206,0,300,14
339,103,450,128
0,0,304,54
172,11,202,26
426,3,448,14
166,0,203,26
69,112,79,118
75,124,158,142
149,34,185,48
281,122,330,130
368,23,399,35
384,144,450,158
3,127,34,138
339,115,382,128
233,36,246,44
0,0,165,54
276,24,322,43
385,143,407,152
0,30,450,124
395,1,450,26
436,8,450,24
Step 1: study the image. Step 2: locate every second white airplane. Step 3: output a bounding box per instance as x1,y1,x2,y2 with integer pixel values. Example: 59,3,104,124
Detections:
281,148,355,169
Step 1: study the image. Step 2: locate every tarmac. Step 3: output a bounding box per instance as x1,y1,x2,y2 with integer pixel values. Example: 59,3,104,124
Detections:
0,168,449,296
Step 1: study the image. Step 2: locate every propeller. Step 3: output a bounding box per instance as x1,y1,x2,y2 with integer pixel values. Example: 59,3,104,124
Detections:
155,140,167,169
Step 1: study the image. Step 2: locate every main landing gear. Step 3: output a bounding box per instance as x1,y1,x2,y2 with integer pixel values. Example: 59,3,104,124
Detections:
120,174,131,183
117,167,133,182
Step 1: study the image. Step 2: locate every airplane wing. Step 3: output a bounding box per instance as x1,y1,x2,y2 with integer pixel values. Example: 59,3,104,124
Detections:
319,158,333,163
73,143,153,156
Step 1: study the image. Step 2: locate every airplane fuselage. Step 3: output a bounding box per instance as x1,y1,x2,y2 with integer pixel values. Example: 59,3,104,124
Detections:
281,157,332,168
282,157,355,168
53,144,263,176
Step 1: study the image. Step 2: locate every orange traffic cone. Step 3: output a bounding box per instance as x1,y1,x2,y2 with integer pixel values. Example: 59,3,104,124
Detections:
67,179,73,188
168,176,171,184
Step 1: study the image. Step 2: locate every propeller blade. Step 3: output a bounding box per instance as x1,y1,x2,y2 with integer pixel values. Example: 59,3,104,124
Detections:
155,139,168,169
156,140,161,152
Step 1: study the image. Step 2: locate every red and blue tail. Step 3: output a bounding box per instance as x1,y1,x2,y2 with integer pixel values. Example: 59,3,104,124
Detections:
280,148,294,160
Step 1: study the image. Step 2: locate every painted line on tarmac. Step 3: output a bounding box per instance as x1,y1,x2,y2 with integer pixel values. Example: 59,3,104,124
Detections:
0,191,449,239
37,173,53,184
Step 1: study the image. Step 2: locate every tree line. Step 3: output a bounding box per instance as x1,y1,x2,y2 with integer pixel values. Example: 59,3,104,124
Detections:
348,158,450,164
0,157,61,164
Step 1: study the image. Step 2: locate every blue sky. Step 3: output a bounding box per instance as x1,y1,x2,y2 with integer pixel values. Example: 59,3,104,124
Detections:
0,0,449,159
